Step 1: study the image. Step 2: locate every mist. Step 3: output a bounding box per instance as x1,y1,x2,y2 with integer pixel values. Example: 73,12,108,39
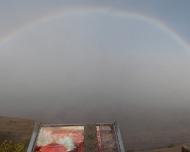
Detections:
1,11,190,150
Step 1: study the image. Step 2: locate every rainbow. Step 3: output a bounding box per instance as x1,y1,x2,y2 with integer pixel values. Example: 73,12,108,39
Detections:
0,6,189,51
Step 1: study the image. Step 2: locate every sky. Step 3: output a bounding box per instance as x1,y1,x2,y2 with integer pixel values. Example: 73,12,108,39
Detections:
1,0,190,150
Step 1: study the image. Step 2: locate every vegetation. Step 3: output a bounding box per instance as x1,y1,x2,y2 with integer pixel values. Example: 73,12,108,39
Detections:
0,140,26,152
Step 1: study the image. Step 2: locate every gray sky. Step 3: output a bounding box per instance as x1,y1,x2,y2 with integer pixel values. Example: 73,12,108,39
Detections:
1,0,190,43
1,0,190,150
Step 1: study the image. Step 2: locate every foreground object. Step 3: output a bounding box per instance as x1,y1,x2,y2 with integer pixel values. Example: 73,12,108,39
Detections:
0,116,125,152
29,122,125,152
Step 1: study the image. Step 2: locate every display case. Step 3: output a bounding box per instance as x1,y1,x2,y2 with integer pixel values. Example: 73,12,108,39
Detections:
27,122,126,152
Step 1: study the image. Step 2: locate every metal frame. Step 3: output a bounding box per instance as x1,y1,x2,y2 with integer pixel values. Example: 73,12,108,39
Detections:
27,122,40,152
113,121,126,152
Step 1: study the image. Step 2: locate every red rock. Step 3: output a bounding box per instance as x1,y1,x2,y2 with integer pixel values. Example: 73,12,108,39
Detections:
39,143,67,152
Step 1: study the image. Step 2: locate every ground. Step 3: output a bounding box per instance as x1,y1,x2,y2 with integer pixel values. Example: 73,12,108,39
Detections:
141,145,182,152
0,116,34,151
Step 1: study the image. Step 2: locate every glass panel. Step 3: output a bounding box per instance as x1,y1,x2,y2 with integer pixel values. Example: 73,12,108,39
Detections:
35,126,84,152
33,124,121,152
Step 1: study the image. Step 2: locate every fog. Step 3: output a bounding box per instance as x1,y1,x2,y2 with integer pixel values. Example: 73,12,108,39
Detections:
1,11,190,150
